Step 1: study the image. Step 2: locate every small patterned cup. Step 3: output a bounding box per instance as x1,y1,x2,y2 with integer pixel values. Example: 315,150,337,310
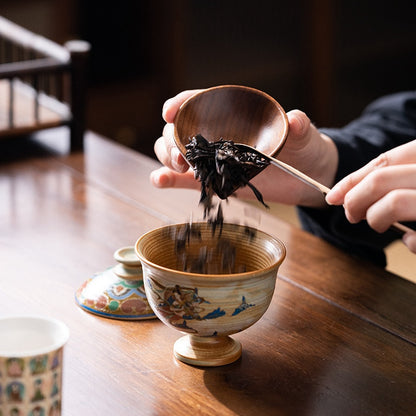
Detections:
0,316,69,416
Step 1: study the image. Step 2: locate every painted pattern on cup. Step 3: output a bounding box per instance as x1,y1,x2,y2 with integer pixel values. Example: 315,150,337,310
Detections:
0,348,64,416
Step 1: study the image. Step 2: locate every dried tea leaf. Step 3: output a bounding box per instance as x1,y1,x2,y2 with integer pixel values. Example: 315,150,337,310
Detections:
185,134,270,204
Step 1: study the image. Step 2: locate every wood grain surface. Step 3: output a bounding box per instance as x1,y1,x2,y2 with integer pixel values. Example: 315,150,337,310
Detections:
1,129,415,415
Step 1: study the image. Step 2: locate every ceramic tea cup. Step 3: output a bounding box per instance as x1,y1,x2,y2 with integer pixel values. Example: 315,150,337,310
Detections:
0,316,69,416
135,222,286,367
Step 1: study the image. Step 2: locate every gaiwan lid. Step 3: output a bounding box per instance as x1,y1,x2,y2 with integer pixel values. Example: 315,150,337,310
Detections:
75,246,156,320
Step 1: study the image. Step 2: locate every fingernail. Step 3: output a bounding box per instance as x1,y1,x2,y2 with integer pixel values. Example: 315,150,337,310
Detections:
162,99,171,121
325,194,334,205
294,112,306,134
326,186,343,205
149,170,161,187
171,148,183,171
150,169,171,188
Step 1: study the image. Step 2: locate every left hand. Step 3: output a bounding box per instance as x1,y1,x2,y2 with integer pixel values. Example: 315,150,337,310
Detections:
326,140,416,253
151,89,339,207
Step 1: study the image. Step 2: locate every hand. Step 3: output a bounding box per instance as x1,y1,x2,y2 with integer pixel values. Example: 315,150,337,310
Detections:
151,90,202,191
326,140,416,253
151,88,339,207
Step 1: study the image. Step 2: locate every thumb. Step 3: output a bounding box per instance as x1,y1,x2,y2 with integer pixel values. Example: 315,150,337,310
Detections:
285,110,313,151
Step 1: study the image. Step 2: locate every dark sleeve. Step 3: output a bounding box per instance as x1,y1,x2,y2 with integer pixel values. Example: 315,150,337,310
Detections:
297,91,416,267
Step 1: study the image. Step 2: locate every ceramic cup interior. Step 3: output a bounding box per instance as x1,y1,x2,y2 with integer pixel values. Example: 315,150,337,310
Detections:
0,316,69,357
136,222,285,276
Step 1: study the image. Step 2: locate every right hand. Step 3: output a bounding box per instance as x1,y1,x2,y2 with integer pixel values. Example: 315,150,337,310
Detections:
150,89,339,207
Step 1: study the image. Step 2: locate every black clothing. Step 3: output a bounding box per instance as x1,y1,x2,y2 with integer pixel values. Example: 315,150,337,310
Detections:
297,91,416,267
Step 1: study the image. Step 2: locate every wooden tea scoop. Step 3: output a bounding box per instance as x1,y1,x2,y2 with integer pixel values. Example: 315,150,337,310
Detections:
235,142,413,236
173,85,289,202
173,85,290,163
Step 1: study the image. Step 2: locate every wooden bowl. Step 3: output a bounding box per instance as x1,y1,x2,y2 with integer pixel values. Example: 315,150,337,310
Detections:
173,85,289,158
135,222,286,367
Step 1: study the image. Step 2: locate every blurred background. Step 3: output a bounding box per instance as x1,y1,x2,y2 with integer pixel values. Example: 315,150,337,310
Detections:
2,0,416,280
2,0,416,158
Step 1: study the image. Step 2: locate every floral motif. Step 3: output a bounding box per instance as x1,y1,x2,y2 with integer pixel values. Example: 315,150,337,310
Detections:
75,270,155,320
108,279,146,298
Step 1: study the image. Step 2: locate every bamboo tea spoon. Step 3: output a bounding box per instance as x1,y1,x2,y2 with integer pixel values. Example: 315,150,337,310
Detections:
235,142,331,195
235,143,413,236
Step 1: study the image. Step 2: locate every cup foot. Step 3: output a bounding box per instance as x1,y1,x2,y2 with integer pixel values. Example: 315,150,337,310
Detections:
174,334,242,367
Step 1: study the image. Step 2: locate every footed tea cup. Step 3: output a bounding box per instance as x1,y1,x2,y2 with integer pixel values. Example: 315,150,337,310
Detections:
135,222,285,367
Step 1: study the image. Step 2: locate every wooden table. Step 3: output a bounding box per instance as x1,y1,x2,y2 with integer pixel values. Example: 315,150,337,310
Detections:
1,129,415,415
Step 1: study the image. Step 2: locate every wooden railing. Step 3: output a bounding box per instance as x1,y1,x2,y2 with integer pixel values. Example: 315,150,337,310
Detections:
0,16,90,151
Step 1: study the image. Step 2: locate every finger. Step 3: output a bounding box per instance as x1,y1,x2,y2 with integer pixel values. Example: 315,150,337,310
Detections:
343,165,416,223
150,166,199,189
403,232,416,254
284,110,311,151
162,89,203,123
327,154,390,206
153,134,172,168
366,189,416,233
154,124,189,172
327,139,416,205
162,123,189,171
287,110,309,136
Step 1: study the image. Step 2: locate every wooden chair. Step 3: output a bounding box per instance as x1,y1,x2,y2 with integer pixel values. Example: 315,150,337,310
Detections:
0,16,90,151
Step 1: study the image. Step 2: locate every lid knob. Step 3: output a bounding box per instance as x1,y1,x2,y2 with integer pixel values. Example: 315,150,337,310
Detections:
113,247,142,280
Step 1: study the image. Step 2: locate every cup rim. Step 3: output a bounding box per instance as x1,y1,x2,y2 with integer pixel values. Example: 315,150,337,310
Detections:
0,315,70,357
135,222,286,280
